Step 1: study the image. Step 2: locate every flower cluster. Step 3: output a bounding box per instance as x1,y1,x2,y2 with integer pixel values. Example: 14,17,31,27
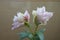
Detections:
12,6,53,30
11,6,53,40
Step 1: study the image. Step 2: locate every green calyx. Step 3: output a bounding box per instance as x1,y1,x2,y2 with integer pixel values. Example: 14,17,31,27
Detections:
34,16,41,26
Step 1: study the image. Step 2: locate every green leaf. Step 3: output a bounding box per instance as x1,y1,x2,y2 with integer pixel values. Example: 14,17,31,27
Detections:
36,28,46,40
17,31,33,40
34,16,41,26
28,33,33,40
33,34,40,40
37,32,44,40
39,28,46,33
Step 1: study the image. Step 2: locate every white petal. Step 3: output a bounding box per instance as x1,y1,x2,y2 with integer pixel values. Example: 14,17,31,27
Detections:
17,12,23,17
40,12,53,25
24,10,30,21
24,10,30,18
13,16,18,22
41,21,47,25
32,10,37,16
42,6,46,12
12,22,24,30
43,12,53,20
37,6,46,15
17,12,24,22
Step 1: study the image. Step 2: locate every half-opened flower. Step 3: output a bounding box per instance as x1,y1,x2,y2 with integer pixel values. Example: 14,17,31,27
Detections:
12,10,30,30
32,6,53,25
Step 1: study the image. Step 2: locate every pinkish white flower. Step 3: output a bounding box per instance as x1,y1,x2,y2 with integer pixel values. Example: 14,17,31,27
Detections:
12,10,30,30
32,6,53,25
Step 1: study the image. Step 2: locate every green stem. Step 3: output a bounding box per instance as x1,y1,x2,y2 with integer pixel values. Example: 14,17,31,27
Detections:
34,26,38,35
29,26,33,34
24,22,34,35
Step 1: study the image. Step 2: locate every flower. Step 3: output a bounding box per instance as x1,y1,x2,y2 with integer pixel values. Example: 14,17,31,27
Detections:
12,10,30,30
32,6,53,25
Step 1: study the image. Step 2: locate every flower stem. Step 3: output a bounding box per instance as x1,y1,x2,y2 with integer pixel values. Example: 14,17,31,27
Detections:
24,22,34,35
29,26,33,34
34,26,38,35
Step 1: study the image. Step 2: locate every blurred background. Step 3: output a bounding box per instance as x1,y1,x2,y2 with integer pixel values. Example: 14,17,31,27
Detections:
0,0,60,40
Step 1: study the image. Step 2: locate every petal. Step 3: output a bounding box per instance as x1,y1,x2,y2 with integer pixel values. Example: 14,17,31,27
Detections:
37,16,47,25
43,12,53,21
40,21,47,25
37,6,46,15
24,10,30,21
17,12,23,17
39,12,53,25
17,12,24,22
13,16,18,22
12,22,24,30
42,6,46,12
32,10,37,16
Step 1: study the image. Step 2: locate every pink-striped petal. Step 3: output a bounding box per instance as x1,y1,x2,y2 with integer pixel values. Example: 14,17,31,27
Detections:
24,10,30,22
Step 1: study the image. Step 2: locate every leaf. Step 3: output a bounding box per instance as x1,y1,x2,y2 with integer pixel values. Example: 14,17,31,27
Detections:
28,33,33,40
33,34,40,40
37,32,44,40
17,32,29,40
36,28,46,40
17,31,33,40
39,28,46,33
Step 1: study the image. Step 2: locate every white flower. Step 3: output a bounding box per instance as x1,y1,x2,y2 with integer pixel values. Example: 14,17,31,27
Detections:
12,10,30,30
32,6,53,25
